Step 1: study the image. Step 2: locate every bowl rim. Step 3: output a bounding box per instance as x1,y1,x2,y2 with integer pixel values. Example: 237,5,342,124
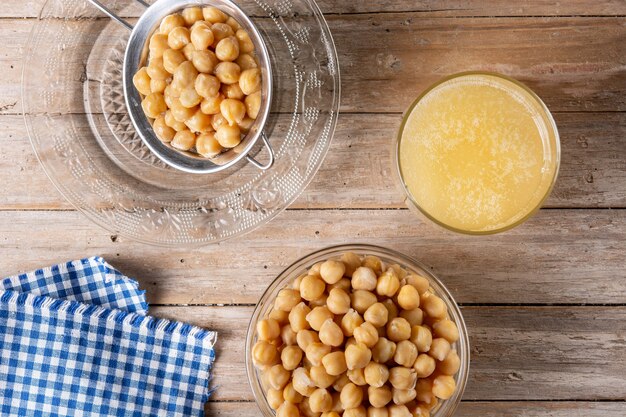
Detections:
245,243,470,417
393,71,561,235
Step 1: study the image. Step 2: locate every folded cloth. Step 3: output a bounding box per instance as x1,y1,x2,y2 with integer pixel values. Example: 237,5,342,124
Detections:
0,257,216,417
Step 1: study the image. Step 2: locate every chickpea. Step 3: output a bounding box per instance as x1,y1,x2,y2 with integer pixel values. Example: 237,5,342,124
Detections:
238,68,262,96
220,98,247,126
438,350,460,376
392,388,416,405
367,407,389,417
236,29,255,53
414,378,433,404
195,132,223,157
387,318,411,343
252,340,278,366
360,256,382,273
275,289,301,311
405,275,430,295
133,67,152,95
371,337,396,364
203,6,228,23
146,57,169,81
352,267,378,291
267,387,284,410
421,294,446,319
309,294,329,308
368,385,392,408
317,260,344,285
182,7,203,26
284,382,304,404
162,49,184,74
309,388,332,413
345,342,371,370
149,33,169,59
190,23,214,50
432,375,456,400
236,53,258,70
192,50,219,74
410,404,430,417
296,330,320,351
377,269,400,298
270,309,290,324
339,252,361,277
169,98,196,122
257,318,280,341
340,382,363,409
277,401,299,417
350,290,377,315
394,340,418,368
310,365,336,389
173,61,198,88
432,319,459,343
215,36,240,62
410,326,432,353
344,406,367,417
225,16,242,31
329,278,352,293
180,87,202,108
429,338,451,361
323,412,340,417
149,77,167,93
364,362,389,388
388,404,411,417
152,116,175,143
300,398,319,417
413,353,436,378
347,367,367,386
171,129,196,151
327,288,351,315
168,26,190,50
341,309,364,337
160,14,185,35
292,367,315,396
289,302,312,332
306,342,331,366
222,83,245,100
185,109,213,133
268,364,291,390
353,322,379,348
201,95,224,115
389,367,417,390
164,110,186,131
304,306,332,332
364,303,389,328
141,93,167,118
322,351,347,376
182,43,196,61
245,90,262,119
282,345,303,371
215,124,241,148
382,299,399,322
388,264,408,280
319,319,344,347
399,308,423,327
397,285,420,310
300,275,326,302
332,373,350,392
214,61,241,85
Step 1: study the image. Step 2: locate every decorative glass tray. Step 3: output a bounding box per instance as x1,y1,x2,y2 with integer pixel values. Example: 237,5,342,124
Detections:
23,0,339,246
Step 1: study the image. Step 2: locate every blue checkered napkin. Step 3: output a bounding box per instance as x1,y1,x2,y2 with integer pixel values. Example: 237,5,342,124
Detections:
1,256,148,314
0,259,216,417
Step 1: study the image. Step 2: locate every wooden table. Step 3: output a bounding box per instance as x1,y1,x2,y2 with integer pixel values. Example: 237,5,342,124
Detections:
1,0,625,415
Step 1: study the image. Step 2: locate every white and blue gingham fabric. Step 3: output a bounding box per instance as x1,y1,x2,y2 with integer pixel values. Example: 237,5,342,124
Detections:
0,257,216,417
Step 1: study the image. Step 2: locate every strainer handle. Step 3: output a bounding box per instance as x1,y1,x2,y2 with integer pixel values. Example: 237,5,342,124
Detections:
86,0,148,31
246,132,275,170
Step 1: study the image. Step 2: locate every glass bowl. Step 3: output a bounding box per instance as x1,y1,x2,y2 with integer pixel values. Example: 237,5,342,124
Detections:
246,244,470,417
394,71,560,235
22,0,340,246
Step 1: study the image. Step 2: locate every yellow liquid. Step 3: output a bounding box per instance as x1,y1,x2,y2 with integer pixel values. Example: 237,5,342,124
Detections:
399,74,559,233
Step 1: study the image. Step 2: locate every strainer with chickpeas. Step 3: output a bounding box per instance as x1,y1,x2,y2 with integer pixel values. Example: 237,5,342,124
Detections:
246,245,470,417
87,0,273,173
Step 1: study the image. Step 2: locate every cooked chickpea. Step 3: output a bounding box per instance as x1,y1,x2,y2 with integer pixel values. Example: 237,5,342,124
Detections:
438,350,461,376
360,256,382,273
432,375,456,400
235,29,255,53
146,57,169,81
308,388,332,413
341,309,364,337
414,378,433,404
428,338,451,361
377,269,400,298
350,290,377,315
300,275,326,302
421,294,447,319
239,68,262,95
270,309,290,324
432,319,459,343
141,93,167,118
319,260,345,285
353,322,379,348
306,342,331,367
201,95,224,115
364,362,389,388
212,22,235,44
367,407,389,417
388,367,417,390
150,77,168,93
167,26,190,50
257,318,280,341
329,278,352,293
305,306,333,332
345,342,371,370
245,90,261,118
397,285,420,310
300,397,318,417
382,299,399,322
352,267,378,291
364,303,389,328
162,49,185,74
160,14,185,35
319,319,344,347
169,98,196,122
215,124,241,148
151,116,175,144
410,326,432,353
173,61,198,88
347,368,367,386
393,340,417,368
220,98,247,126
368,386,392,408
268,364,291,390
371,337,396,364
236,53,258,70
310,365,336,389
340,252,361,277
413,354,436,378
277,401,299,417
296,330,320,351
190,23,214,50
284,382,304,404
388,264,408,280
275,289,301,311
164,110,186,131
133,67,152,95
171,129,196,151
195,132,222,157
214,61,241,84
215,36,240,61
225,16,241,31
388,404,411,417
182,42,195,61
181,7,203,26
387,318,411,343
332,373,350,393
222,83,245,100
203,6,228,23
185,109,212,133
410,404,430,417
289,302,312,332
322,351,347,376
292,367,316,396
252,340,278,366
344,406,367,417
309,262,323,276
282,345,303,371
179,87,202,108
405,275,430,295
309,294,329,308
327,288,351,315
392,388,416,405
399,308,423,327
340,382,363,409
192,50,219,74
267,387,284,410
149,33,169,59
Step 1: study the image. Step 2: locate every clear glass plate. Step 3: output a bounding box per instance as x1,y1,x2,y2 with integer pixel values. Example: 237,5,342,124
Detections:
22,0,340,246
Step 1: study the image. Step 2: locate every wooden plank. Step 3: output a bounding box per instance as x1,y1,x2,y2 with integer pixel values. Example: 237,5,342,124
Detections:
6,16,626,115
148,305,626,401
3,0,626,18
0,209,623,304
204,401,626,416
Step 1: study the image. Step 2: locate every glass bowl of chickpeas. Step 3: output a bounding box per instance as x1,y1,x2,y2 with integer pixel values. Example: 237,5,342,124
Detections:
246,245,469,417
125,0,274,173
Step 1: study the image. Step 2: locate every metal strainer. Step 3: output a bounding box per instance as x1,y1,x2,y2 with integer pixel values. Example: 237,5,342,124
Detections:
87,0,274,174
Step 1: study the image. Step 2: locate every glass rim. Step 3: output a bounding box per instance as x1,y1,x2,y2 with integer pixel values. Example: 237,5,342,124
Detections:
394,71,561,235
245,243,470,417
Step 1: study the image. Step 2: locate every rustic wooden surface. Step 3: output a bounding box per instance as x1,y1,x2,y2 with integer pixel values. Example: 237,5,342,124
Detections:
0,0,625,415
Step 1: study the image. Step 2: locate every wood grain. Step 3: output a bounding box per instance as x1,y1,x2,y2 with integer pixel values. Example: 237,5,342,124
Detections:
149,305,626,401
0,209,623,305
